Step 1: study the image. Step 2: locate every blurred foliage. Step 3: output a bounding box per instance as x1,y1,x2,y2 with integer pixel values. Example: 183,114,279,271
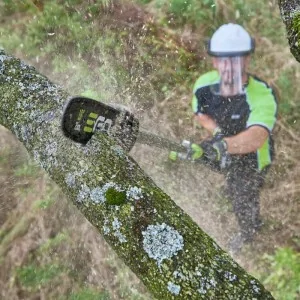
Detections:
67,288,110,300
0,0,300,299
33,185,61,210
16,263,64,291
262,247,300,300
277,69,300,125
38,232,69,253
0,0,33,14
152,0,216,27
141,0,284,42
14,160,40,178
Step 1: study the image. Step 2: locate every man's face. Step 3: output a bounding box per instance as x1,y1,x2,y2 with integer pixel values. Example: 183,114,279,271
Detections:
212,55,250,96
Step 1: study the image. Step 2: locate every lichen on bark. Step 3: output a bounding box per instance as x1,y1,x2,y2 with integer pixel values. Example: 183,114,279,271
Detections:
279,0,300,62
0,50,274,299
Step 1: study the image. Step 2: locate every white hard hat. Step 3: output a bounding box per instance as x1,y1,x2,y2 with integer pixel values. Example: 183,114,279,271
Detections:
207,23,255,57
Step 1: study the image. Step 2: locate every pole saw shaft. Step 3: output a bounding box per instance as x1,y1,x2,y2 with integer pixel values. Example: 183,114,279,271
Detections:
136,130,186,152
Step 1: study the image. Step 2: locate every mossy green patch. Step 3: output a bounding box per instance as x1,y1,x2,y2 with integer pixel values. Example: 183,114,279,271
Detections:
105,187,127,205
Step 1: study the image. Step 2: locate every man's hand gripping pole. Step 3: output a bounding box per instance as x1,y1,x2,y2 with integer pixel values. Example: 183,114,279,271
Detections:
169,140,204,161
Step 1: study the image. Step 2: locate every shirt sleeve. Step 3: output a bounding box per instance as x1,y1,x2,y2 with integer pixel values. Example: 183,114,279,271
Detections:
192,70,219,114
192,93,201,114
246,80,277,132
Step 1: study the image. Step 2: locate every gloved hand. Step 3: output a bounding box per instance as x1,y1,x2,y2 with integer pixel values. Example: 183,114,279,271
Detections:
169,138,231,169
212,126,223,138
169,141,203,162
200,138,231,168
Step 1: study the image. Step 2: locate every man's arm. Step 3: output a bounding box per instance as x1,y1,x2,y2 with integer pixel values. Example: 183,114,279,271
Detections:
224,126,269,154
194,114,269,154
194,114,218,134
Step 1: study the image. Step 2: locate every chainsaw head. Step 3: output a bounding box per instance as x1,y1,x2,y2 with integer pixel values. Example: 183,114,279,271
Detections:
61,96,139,151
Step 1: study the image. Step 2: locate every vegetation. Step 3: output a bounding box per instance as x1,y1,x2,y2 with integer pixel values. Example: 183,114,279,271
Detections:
0,0,299,299
17,263,64,291
262,247,300,300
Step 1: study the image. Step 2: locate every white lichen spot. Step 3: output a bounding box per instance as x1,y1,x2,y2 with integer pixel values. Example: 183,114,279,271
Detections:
126,186,143,200
103,226,110,235
290,6,300,19
73,164,88,177
65,173,76,188
36,127,44,137
212,242,221,251
112,217,127,243
77,184,91,203
167,282,181,295
45,142,58,157
33,150,40,164
114,231,127,243
198,286,207,295
42,141,58,167
209,278,217,288
20,125,33,142
29,110,55,124
90,187,106,204
280,4,300,21
112,217,121,230
125,157,136,171
198,276,217,295
173,271,186,281
111,145,124,156
224,271,237,282
82,135,104,156
102,218,110,235
142,223,184,266
251,280,261,294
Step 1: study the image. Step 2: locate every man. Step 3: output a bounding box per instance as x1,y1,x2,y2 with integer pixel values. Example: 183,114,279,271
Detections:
171,23,277,253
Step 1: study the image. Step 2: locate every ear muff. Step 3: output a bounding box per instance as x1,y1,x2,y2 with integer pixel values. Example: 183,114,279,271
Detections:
251,37,255,52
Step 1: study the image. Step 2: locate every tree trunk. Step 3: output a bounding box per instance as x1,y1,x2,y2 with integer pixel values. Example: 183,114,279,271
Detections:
0,51,274,299
279,0,300,63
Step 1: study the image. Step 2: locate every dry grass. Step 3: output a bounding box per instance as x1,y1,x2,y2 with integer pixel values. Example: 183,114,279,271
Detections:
0,129,151,300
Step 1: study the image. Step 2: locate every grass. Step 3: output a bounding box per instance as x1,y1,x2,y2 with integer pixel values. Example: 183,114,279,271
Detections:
38,232,69,253
33,184,62,210
16,263,64,291
0,147,10,165
0,0,300,299
0,216,33,257
262,247,300,300
67,288,110,300
276,68,300,127
14,161,40,178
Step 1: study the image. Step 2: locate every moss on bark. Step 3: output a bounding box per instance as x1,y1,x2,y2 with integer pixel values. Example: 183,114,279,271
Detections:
279,0,300,62
0,50,274,299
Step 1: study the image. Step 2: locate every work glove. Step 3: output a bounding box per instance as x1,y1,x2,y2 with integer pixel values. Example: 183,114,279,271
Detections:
212,126,223,138
169,140,203,162
169,138,231,169
200,138,231,169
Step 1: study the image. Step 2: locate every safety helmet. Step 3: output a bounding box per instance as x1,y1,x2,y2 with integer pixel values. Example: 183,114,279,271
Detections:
207,23,255,57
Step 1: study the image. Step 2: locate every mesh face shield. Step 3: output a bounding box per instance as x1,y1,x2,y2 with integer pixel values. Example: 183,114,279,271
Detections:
214,56,245,97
